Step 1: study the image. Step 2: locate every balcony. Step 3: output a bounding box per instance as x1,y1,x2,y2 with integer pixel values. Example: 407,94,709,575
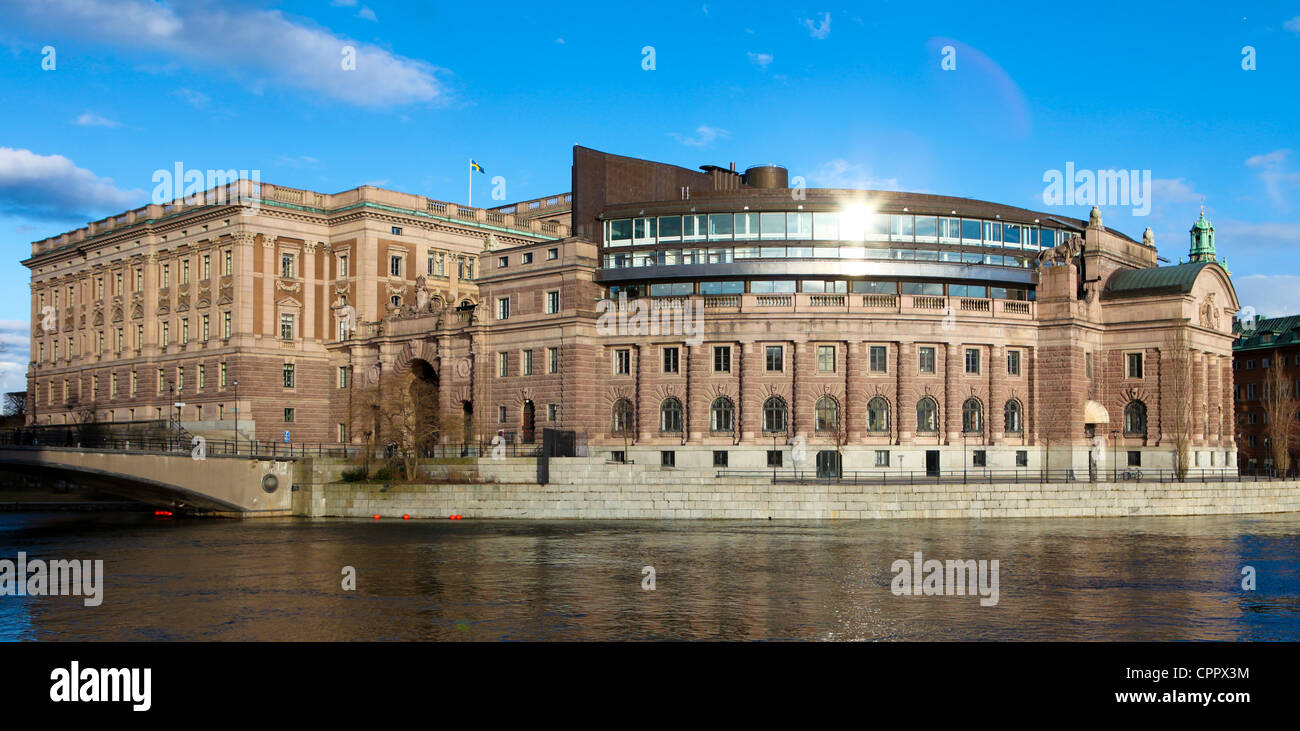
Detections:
620,293,1036,320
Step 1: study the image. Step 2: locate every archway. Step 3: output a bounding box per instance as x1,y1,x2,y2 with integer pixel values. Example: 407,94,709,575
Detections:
461,401,474,449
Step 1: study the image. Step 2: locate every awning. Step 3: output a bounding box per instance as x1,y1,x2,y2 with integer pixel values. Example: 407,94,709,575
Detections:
1083,400,1110,424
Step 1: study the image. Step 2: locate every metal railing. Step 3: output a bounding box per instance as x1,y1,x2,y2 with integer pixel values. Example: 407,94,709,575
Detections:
714,467,1280,484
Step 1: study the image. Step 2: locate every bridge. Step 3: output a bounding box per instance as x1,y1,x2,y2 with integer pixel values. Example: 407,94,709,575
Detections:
0,445,297,516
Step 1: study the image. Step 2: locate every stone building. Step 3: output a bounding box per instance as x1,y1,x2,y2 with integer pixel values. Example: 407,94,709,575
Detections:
24,147,1240,476
1232,313,1300,471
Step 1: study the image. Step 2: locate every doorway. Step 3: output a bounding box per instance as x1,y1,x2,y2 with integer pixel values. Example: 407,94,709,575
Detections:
522,400,536,444
925,450,940,477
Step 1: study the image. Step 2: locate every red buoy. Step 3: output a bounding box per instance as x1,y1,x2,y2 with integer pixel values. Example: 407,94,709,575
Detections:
373,514,380,520
402,514,410,520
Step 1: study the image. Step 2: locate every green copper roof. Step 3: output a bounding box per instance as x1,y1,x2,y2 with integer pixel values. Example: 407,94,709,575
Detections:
1234,315,1300,352
1189,210,1216,262
1104,261,1215,298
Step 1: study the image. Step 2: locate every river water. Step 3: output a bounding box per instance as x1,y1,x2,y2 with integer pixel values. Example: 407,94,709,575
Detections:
1,512,1298,641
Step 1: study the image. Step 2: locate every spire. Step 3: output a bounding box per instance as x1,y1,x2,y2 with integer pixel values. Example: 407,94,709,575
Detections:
1188,207,1216,263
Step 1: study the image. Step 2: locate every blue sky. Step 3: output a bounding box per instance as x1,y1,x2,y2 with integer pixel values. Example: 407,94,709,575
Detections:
0,0,1298,392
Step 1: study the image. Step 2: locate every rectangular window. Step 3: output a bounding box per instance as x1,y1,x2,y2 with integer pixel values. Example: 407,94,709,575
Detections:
767,450,783,467
338,423,347,442
389,255,402,277
338,255,349,278
220,362,227,388
338,367,350,388
202,254,210,280
818,345,835,372
546,291,560,314
198,365,206,390
663,347,679,374
875,450,890,467
1128,451,1141,467
713,450,729,467
661,451,676,467
1246,383,1257,400
391,226,402,236
280,313,294,340
498,255,509,268
972,450,987,467
280,253,294,279
282,363,295,388
181,319,189,345
157,369,165,392
713,345,731,373
547,248,558,261
765,345,783,372
615,349,631,375
1127,352,1144,379
1007,350,1021,376
223,250,232,276
176,367,184,392
1085,352,1093,379
498,352,509,377
182,260,190,284
130,371,138,395
965,348,980,374
201,314,209,342
497,297,510,320
548,347,559,374
1016,450,1028,467
498,405,507,423
919,347,936,374
522,252,533,265
284,408,295,423
135,268,143,291
161,322,169,347
548,403,558,421
869,345,887,373
523,350,534,376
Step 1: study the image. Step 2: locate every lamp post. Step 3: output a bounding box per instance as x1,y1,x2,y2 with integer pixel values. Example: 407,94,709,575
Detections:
233,378,239,455
772,432,779,481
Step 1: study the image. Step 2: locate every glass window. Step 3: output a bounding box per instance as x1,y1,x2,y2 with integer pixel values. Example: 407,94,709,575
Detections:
1003,223,1022,247
608,219,633,242
965,348,980,374
734,246,760,259
759,246,786,258
961,219,981,242
869,345,887,372
867,213,890,239
787,246,812,258
713,346,731,372
916,398,939,432
734,212,760,240
852,280,897,294
1004,400,1023,432
891,214,914,242
1125,401,1147,435
914,250,940,261
813,212,838,240
812,246,839,258
700,281,744,295
817,345,835,372
962,398,983,433
765,345,784,371
901,282,944,296
915,216,938,241
614,349,631,375
660,398,683,432
282,363,295,388
658,216,682,240
1127,352,1144,379
663,347,679,373
815,397,839,432
983,221,1002,244
751,280,796,293
939,218,961,241
867,397,890,432
763,397,787,433
683,214,707,241
633,217,657,242
612,399,634,434
708,248,733,264
760,212,785,239
787,212,813,239
1007,350,1021,375
708,213,733,240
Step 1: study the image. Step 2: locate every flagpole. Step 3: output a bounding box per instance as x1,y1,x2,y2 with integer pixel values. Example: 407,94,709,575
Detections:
468,158,472,208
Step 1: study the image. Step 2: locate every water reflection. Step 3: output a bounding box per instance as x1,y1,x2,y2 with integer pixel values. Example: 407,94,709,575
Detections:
1,514,1297,641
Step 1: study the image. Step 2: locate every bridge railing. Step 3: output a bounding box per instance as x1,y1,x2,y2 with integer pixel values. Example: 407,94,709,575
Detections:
0,429,543,460
714,467,1282,484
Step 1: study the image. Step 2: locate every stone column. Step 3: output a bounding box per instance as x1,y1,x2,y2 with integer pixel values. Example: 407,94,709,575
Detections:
636,343,652,442
262,235,277,337
846,342,864,442
143,253,159,353
740,341,760,441
897,341,914,444
990,344,1006,444
944,341,960,444
1193,351,1206,445
1221,355,1234,447
302,241,317,342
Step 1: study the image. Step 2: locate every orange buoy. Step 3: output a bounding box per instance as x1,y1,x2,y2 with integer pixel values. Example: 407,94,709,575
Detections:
402,514,410,520
373,514,380,520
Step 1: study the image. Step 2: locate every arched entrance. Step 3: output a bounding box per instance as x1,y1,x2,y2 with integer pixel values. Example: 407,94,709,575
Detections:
406,359,439,459
522,400,536,444
461,401,474,451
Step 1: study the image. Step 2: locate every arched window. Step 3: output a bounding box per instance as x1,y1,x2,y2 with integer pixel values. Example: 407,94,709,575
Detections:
867,396,890,432
1124,400,1147,435
763,396,787,433
612,398,634,434
916,397,938,433
815,396,839,432
1004,400,1023,433
962,398,983,433
710,397,734,432
660,398,682,433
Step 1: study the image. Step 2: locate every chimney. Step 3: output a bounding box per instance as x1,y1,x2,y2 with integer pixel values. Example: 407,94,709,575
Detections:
729,162,735,172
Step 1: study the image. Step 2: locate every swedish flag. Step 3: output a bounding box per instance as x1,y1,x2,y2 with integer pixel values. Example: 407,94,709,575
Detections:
470,160,485,174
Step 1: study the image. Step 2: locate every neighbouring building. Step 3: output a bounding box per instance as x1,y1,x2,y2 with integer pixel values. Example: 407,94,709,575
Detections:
1232,313,1300,471
24,147,1241,476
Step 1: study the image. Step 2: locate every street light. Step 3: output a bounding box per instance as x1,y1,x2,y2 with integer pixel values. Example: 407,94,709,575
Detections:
233,378,239,455
1111,429,1118,482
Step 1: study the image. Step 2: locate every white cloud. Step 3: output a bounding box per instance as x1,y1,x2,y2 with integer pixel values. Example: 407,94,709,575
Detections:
1214,219,1300,254
0,319,29,394
1285,16,1300,33
174,88,210,109
0,147,144,221
670,125,730,148
73,113,120,128
1246,149,1290,168
747,52,773,69
803,12,831,39
7,0,444,108
331,0,358,6
1232,274,1300,318
357,6,377,22
807,159,900,190
555,38,565,44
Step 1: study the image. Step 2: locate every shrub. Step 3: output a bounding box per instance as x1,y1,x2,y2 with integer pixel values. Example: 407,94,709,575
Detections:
340,467,368,483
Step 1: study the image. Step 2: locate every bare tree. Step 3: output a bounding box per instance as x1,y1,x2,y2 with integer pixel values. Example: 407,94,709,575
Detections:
349,369,440,480
1262,349,1298,475
1164,326,1196,481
